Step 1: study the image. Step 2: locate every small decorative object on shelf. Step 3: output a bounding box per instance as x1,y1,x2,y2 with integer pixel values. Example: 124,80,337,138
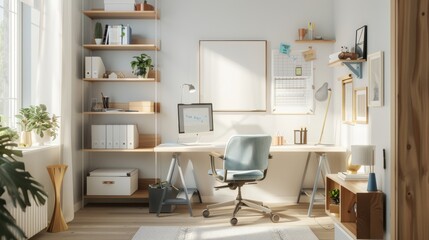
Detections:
131,53,153,78
307,22,314,40
328,188,340,214
338,46,357,60
94,22,103,45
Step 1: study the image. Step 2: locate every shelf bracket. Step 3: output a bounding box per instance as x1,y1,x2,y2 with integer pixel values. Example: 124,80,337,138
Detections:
343,62,363,78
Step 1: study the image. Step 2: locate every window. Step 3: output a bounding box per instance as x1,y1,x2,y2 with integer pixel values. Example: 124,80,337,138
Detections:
0,0,55,131
0,0,19,128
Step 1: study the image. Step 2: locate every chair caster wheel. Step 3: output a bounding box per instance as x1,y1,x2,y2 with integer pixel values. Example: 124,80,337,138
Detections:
202,209,210,218
230,217,238,226
270,213,280,223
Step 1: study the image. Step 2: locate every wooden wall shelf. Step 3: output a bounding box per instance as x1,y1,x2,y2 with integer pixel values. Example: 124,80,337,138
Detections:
325,174,384,239
83,44,159,51
83,10,158,19
83,77,159,82
329,59,366,78
295,39,336,43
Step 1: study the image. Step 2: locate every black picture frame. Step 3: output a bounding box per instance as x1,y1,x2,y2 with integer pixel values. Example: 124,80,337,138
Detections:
355,25,367,59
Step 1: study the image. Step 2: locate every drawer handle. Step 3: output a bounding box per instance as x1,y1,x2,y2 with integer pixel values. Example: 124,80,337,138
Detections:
102,181,115,185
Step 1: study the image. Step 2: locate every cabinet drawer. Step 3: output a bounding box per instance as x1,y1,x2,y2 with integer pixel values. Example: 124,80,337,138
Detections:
87,173,138,195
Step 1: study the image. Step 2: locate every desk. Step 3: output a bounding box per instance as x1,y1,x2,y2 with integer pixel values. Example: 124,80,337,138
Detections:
154,143,346,216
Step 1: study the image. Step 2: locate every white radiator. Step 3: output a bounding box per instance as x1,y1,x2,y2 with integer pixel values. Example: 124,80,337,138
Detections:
7,197,48,239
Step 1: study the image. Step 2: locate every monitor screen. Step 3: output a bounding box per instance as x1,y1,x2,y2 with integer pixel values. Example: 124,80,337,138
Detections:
178,103,214,134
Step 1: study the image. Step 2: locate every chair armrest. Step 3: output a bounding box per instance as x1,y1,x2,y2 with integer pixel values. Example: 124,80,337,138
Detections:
209,152,224,178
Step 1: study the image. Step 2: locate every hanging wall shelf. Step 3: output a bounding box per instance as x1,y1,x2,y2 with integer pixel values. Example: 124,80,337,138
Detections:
328,59,366,79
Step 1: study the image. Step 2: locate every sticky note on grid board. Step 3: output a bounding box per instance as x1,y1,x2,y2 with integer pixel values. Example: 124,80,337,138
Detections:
303,48,316,61
279,43,291,55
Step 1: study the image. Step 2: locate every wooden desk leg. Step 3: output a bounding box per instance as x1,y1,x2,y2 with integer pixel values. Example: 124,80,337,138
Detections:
47,164,68,233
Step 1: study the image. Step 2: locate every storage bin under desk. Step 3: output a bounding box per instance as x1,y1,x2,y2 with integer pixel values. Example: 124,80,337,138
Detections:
87,168,138,196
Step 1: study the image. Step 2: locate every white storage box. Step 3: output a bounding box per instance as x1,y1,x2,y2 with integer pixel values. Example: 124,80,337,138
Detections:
87,168,138,196
104,0,135,11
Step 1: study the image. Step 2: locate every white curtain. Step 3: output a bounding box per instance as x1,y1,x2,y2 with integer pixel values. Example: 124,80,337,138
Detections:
59,0,75,222
34,0,75,221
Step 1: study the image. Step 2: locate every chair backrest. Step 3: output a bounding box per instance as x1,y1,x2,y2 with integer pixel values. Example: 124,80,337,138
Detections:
223,135,272,171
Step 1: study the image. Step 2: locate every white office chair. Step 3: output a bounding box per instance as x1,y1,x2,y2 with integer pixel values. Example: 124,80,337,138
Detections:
202,135,280,225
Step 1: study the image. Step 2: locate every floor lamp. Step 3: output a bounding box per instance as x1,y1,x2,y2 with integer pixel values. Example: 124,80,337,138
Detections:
181,83,196,103
315,82,332,145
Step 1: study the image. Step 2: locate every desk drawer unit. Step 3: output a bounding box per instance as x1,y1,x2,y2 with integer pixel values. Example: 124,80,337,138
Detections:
87,168,138,195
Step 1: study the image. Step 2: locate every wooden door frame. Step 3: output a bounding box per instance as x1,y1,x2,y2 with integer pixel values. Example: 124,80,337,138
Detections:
390,0,397,239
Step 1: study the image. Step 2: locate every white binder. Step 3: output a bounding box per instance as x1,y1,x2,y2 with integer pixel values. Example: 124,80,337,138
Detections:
91,125,106,149
118,125,127,149
113,125,120,149
85,56,106,78
106,125,113,149
126,125,139,149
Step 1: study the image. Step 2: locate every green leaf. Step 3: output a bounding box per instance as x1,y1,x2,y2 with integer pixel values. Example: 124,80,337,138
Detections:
0,127,47,239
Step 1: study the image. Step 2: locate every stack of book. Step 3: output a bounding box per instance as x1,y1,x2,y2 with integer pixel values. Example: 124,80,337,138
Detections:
102,24,132,45
337,172,368,181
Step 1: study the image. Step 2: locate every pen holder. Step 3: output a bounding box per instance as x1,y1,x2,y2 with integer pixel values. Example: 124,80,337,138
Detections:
102,96,109,109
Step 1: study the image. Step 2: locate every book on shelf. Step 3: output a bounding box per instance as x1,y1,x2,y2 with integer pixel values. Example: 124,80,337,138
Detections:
337,172,368,180
104,24,132,45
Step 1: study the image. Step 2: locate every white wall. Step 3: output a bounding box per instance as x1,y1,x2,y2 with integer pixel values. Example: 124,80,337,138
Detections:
155,0,343,203
333,0,391,239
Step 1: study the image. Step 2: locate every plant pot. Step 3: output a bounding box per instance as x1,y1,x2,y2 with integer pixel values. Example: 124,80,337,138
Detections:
32,131,51,146
19,131,32,147
95,38,102,45
329,203,339,214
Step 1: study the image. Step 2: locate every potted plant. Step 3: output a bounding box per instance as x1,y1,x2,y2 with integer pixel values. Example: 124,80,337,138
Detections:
0,126,47,239
329,188,340,214
130,53,153,78
94,22,103,45
16,104,59,146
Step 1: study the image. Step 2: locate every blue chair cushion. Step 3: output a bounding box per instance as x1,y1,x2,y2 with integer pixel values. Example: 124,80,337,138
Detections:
208,169,264,181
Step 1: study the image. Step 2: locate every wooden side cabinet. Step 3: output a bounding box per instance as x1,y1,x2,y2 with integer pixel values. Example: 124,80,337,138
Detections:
325,174,384,239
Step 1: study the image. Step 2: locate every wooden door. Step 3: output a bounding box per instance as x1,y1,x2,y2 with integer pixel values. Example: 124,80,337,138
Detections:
397,0,429,239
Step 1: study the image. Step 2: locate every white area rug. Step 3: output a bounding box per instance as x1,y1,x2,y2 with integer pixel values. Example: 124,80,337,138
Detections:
132,225,319,240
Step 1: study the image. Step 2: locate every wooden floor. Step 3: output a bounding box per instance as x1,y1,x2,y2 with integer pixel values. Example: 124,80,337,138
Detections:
32,202,334,240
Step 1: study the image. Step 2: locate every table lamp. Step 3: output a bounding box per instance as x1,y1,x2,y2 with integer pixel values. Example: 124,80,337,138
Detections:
181,83,196,103
351,145,377,191
315,82,332,145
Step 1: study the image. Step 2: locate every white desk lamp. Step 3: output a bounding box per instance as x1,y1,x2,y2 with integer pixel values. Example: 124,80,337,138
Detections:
181,83,196,103
351,145,377,191
315,82,332,145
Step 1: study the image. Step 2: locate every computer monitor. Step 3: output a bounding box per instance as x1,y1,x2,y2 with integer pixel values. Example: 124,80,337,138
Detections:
178,103,214,134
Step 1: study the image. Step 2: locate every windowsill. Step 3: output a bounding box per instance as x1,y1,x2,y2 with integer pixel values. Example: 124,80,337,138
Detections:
17,144,60,155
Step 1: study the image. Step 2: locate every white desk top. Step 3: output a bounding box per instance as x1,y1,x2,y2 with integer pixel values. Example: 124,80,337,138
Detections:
154,143,346,153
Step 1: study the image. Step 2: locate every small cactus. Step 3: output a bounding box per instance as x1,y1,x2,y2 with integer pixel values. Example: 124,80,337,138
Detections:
94,22,103,39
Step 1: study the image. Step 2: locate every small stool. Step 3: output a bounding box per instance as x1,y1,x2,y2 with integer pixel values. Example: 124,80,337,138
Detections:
47,164,68,233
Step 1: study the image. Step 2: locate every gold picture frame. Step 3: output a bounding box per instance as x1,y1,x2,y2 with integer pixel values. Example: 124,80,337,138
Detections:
353,87,368,124
368,51,384,107
341,75,353,124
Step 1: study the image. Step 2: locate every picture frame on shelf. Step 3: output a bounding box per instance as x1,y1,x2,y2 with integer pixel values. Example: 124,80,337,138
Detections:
368,51,384,107
353,87,368,124
341,75,353,124
355,25,367,59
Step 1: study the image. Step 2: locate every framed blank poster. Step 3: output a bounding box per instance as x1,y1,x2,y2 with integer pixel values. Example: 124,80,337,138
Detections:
199,40,267,112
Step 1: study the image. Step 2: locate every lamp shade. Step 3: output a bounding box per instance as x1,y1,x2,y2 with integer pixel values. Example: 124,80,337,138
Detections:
181,83,196,103
315,82,329,101
351,145,375,166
